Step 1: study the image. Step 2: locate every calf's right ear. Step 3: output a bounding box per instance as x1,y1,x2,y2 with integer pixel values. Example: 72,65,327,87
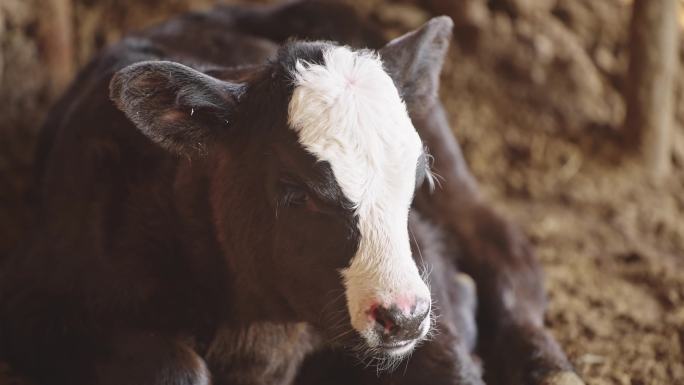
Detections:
110,60,245,154
379,16,453,112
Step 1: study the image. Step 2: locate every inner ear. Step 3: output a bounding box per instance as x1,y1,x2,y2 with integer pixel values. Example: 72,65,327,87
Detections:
110,61,246,155
379,16,453,110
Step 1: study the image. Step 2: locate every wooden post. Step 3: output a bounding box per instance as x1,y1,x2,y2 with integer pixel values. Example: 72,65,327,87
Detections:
38,0,74,98
624,0,680,180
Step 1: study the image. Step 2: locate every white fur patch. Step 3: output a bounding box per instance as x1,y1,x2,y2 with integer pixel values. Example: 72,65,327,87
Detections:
192,354,211,385
288,46,430,345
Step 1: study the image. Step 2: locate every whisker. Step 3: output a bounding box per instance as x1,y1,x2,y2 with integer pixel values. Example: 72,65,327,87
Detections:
430,170,445,190
409,227,430,291
317,289,347,324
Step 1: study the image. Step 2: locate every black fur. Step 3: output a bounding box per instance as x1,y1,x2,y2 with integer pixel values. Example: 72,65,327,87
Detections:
0,2,577,385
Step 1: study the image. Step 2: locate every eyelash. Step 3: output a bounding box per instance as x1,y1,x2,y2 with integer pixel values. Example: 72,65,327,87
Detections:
281,185,309,207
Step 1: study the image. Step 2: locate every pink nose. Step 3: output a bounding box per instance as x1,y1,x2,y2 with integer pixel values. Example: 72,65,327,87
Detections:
367,297,430,343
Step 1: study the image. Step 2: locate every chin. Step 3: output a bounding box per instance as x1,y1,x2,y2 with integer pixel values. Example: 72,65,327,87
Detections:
377,339,420,357
350,318,431,372
353,341,418,373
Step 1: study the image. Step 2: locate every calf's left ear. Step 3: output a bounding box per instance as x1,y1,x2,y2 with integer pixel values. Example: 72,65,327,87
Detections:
110,60,245,155
379,16,453,111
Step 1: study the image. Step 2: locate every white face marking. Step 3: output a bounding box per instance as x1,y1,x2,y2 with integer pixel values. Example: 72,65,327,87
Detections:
287,46,431,346
192,355,211,385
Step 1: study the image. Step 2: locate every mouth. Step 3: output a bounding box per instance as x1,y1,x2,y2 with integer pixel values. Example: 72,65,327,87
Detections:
379,339,418,356
375,315,431,357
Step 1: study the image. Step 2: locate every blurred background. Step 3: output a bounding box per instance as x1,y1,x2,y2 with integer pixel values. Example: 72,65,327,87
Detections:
1,0,683,384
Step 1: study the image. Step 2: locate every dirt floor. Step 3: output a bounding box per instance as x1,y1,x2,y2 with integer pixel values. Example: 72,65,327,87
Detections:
431,1,684,383
1,0,683,384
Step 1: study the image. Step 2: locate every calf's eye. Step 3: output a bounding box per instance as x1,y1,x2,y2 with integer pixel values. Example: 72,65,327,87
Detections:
282,184,309,207
277,179,323,213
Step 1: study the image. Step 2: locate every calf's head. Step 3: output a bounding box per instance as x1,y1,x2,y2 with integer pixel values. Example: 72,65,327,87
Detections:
110,17,453,366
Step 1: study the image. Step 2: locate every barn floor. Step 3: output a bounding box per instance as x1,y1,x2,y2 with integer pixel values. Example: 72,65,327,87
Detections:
432,1,684,383
1,0,683,384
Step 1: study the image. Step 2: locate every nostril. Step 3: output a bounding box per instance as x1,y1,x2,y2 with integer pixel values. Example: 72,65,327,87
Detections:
367,298,431,343
371,305,398,335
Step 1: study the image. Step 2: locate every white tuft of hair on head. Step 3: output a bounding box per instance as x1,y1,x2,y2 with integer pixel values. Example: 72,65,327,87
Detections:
288,45,431,347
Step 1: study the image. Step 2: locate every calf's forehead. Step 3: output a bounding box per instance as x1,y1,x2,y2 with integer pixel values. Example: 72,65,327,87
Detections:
285,44,423,213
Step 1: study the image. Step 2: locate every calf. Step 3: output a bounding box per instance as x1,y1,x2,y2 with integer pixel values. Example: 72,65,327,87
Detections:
0,2,582,385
